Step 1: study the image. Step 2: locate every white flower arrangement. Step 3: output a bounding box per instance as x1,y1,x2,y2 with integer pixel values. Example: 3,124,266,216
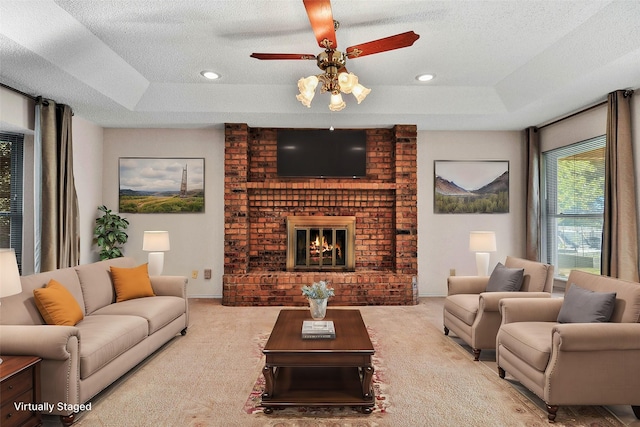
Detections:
301,280,335,300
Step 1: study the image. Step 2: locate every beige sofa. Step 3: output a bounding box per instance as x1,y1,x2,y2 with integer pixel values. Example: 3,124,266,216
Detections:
0,257,188,426
497,270,640,422
443,256,554,360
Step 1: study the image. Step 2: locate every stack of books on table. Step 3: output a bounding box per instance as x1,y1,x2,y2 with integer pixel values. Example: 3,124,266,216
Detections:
301,320,336,339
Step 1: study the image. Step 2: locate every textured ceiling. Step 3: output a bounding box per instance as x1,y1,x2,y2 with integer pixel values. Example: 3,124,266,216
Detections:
1,0,639,131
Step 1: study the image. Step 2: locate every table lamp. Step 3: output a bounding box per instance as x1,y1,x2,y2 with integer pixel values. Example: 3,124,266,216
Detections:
142,231,170,276
469,231,496,276
0,248,23,364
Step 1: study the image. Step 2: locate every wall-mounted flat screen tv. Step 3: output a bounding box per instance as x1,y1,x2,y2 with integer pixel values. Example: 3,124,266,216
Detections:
277,129,367,177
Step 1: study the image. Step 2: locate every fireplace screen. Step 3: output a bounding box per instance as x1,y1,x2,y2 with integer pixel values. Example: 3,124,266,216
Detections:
287,216,355,271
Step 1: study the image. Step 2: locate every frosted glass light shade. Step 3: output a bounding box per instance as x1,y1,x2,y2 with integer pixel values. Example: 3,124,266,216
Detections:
337,72,357,93
296,76,318,107
351,83,371,104
0,249,22,298
297,75,318,94
296,91,315,108
328,93,346,111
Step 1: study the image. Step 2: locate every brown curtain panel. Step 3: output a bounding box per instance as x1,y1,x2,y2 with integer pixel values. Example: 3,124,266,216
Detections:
525,127,541,261
40,101,80,271
601,90,638,281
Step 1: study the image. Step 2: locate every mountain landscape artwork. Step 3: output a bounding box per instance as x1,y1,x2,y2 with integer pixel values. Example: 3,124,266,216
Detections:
119,157,205,213
434,160,509,214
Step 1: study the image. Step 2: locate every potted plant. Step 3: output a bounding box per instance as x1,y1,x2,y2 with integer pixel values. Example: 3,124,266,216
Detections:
93,205,129,260
301,280,335,320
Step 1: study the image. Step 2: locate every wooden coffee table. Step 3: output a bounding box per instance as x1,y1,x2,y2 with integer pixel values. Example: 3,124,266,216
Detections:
261,309,375,414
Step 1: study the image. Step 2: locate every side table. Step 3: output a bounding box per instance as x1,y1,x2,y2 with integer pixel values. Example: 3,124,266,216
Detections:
1,355,42,427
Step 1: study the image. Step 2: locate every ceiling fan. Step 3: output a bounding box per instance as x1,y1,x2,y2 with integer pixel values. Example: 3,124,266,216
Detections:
250,0,420,111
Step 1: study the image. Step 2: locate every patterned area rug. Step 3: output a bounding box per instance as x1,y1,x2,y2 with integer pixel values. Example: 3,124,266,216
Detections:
243,327,389,416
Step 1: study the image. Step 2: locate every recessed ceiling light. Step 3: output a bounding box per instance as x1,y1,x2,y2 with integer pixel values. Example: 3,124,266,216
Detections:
201,71,220,80
416,74,435,82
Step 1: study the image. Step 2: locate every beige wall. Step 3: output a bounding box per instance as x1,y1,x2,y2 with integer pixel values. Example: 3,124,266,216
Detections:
72,116,104,265
102,128,225,298
417,131,524,296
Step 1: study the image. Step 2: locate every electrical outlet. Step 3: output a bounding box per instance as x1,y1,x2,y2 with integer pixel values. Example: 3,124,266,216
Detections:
191,270,198,279
449,268,456,276
204,269,211,279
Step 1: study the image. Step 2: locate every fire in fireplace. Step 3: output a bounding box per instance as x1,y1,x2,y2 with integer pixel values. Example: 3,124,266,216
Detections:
286,216,355,271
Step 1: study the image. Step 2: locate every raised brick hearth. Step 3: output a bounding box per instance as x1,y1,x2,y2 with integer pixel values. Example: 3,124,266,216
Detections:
223,123,418,306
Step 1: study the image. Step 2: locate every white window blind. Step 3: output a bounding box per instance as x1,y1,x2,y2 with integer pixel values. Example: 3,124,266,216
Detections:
543,135,606,278
0,132,24,271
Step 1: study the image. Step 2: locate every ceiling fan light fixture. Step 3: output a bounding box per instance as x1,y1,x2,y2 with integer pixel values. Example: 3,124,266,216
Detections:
328,92,346,111
250,1,420,112
416,73,435,82
200,70,220,80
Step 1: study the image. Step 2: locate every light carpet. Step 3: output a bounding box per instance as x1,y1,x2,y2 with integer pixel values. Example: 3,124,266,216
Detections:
40,298,632,427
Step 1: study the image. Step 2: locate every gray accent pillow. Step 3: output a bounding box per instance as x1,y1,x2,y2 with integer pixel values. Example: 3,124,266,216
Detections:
557,283,617,323
485,262,524,292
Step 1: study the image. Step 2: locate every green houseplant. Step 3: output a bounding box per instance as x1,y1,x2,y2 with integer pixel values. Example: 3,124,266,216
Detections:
93,205,129,260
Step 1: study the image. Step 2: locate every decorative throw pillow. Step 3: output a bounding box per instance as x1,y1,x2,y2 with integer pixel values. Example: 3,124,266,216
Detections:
557,283,617,323
110,263,155,303
33,279,84,326
485,262,525,292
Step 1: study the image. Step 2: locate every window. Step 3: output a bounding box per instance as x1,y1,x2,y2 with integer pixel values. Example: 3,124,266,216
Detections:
0,132,24,272
543,135,605,279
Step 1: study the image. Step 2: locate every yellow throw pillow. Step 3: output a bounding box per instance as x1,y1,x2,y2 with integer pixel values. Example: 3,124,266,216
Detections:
110,263,155,302
33,279,84,326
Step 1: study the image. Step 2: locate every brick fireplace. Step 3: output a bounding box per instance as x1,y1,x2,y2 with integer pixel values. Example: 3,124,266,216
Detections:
223,123,417,306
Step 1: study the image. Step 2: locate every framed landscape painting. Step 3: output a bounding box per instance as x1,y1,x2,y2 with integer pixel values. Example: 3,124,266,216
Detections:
434,160,509,214
119,157,205,213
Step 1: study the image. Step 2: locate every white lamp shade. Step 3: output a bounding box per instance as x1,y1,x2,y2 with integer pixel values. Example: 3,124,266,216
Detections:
143,231,170,252
0,249,22,298
469,231,497,252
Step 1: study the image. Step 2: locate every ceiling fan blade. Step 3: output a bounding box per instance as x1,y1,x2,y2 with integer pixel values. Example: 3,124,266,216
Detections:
346,31,420,58
250,53,317,60
303,0,338,49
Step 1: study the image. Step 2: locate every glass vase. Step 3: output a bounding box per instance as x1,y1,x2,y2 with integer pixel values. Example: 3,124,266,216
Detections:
308,298,328,320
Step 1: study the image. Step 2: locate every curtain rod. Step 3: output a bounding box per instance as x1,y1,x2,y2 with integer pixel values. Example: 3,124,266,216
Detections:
0,83,77,115
1,82,51,106
537,100,608,130
1,82,36,101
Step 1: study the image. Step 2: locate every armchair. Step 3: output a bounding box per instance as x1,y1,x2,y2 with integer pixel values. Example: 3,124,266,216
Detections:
496,270,640,422
443,256,554,360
